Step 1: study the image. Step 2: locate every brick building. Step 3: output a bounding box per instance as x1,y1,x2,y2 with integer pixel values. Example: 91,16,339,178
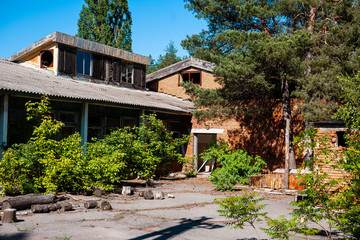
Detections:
147,58,306,172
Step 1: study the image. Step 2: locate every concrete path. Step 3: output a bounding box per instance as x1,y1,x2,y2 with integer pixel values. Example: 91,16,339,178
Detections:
0,178,343,240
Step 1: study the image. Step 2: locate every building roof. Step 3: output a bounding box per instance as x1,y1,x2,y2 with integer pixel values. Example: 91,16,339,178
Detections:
146,57,215,83
7,31,151,66
0,58,194,113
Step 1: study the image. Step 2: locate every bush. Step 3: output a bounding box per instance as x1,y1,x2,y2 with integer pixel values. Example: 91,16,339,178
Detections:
205,141,266,191
0,96,189,195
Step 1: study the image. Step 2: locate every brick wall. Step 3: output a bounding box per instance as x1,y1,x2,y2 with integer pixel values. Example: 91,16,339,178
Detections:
148,68,305,171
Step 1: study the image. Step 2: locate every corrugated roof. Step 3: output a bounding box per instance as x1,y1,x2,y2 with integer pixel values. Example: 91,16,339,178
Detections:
0,58,194,113
7,31,151,66
146,57,215,83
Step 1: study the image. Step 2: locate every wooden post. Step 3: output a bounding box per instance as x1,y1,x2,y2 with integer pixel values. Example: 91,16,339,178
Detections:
194,133,198,172
2,208,16,223
0,94,9,158
80,102,89,147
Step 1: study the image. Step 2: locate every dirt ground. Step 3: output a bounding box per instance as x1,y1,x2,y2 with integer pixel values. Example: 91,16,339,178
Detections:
0,176,344,240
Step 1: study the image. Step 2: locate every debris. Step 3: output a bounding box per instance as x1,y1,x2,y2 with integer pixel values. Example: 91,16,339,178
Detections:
2,193,56,210
143,190,154,200
154,191,164,200
100,200,112,211
167,194,175,198
84,200,98,209
94,188,105,197
2,208,17,223
122,186,133,195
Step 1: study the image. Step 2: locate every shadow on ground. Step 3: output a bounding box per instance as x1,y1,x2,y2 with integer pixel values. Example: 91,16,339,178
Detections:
0,232,28,240
129,216,223,240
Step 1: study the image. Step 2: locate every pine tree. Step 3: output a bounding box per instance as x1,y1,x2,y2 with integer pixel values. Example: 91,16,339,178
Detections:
77,0,132,52
147,41,183,73
181,0,360,188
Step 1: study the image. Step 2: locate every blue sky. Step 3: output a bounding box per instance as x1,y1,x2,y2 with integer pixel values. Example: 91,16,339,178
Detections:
0,0,207,60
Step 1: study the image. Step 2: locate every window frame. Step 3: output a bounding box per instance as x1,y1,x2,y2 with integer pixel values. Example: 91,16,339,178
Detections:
178,71,202,86
76,50,92,76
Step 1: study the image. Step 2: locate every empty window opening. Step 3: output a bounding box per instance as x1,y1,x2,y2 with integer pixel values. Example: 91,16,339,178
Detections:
121,62,133,84
181,72,201,85
40,50,53,68
77,50,91,76
336,131,347,147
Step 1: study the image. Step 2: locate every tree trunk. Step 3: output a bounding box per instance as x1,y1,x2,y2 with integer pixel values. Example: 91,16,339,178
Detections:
2,209,17,223
282,77,296,189
2,193,56,211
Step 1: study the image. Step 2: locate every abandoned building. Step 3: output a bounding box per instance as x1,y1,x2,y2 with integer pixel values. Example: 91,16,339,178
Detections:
0,32,348,182
0,32,193,164
146,58,348,182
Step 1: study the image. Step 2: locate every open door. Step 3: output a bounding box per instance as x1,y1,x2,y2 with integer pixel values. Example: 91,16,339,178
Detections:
195,133,217,172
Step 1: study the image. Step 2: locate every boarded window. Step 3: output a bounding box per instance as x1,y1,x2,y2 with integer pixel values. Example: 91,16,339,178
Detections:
133,64,146,88
92,54,104,80
58,44,76,75
77,50,91,75
103,57,113,82
113,60,121,83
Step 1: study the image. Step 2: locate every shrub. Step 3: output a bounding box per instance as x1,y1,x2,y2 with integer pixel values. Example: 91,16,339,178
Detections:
205,141,266,191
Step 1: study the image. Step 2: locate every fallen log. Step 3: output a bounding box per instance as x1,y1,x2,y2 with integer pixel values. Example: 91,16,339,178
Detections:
2,193,56,210
100,200,112,211
2,208,17,223
84,200,98,209
144,190,154,200
31,204,51,213
60,202,73,211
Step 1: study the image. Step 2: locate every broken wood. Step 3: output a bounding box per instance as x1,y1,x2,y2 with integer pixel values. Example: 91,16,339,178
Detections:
122,186,132,195
143,190,154,200
2,208,17,223
31,204,51,213
60,202,73,211
94,188,105,197
154,191,164,200
2,193,56,210
84,200,98,209
100,200,112,211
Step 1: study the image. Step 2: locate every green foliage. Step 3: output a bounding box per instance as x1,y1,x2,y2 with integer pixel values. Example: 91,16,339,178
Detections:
206,141,266,191
216,192,266,239
261,216,295,240
0,96,85,194
334,71,360,238
147,41,184,74
0,97,188,195
76,0,132,51
85,114,189,190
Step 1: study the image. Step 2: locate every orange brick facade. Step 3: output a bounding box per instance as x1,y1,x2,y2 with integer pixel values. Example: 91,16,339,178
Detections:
147,65,305,172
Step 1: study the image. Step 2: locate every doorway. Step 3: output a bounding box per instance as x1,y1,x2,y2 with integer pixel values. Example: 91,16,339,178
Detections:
195,133,217,172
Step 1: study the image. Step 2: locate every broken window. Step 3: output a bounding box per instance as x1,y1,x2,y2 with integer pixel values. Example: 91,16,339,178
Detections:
180,71,201,85
336,131,347,147
121,62,133,84
77,50,91,76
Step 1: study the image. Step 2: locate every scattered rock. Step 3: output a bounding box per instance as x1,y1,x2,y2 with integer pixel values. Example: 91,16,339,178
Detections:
168,194,175,198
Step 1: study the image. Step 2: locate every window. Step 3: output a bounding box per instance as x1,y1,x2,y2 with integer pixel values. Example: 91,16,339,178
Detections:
180,71,201,85
121,62,133,84
336,131,347,147
77,50,91,76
